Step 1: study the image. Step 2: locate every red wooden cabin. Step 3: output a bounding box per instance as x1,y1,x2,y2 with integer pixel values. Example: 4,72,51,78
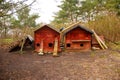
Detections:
62,24,93,51
34,25,61,53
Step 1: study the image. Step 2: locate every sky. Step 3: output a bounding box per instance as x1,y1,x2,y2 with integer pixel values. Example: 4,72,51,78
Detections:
27,0,62,24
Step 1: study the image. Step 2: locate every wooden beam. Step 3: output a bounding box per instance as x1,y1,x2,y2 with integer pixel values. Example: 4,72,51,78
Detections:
92,30,108,49
92,30,105,49
96,35,108,49
53,38,58,57
20,38,25,54
38,40,44,55
72,40,91,42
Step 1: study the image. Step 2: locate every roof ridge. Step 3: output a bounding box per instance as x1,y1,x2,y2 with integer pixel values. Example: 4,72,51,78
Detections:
62,22,93,34
35,24,60,33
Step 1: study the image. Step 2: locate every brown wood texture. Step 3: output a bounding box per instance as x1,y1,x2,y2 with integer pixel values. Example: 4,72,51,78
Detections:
65,27,92,50
34,25,61,53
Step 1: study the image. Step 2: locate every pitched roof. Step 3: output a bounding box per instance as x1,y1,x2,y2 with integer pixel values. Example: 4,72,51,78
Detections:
35,24,60,33
62,22,93,35
26,35,34,42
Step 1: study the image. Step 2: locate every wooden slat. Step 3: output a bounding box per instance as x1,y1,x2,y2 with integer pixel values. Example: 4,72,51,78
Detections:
20,38,25,54
72,40,91,42
38,40,44,55
92,30,105,49
95,34,108,49
92,30,108,49
53,38,58,56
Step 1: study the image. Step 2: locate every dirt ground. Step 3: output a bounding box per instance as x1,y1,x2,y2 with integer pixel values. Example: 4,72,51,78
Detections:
0,48,120,80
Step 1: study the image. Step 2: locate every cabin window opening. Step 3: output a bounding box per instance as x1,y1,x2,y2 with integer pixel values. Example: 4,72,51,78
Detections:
66,43,71,47
36,43,40,47
29,42,32,45
49,43,53,47
80,43,84,47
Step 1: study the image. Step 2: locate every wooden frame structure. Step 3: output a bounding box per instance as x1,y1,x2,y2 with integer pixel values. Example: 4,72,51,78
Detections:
34,24,61,53
61,23,93,51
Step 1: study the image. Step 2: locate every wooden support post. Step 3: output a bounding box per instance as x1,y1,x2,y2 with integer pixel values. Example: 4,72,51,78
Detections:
53,38,58,57
63,35,66,49
38,40,44,55
92,30,108,49
92,30,105,49
19,27,28,54
96,35,108,49
20,38,25,54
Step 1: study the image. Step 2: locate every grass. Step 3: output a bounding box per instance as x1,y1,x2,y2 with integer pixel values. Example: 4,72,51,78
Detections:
19,51,25,54
99,55,106,58
0,38,14,45
107,41,120,50
110,51,120,57
116,68,120,74
90,51,96,57
88,14,120,42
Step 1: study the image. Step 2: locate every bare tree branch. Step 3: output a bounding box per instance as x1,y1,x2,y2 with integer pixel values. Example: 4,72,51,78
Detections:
0,0,36,17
